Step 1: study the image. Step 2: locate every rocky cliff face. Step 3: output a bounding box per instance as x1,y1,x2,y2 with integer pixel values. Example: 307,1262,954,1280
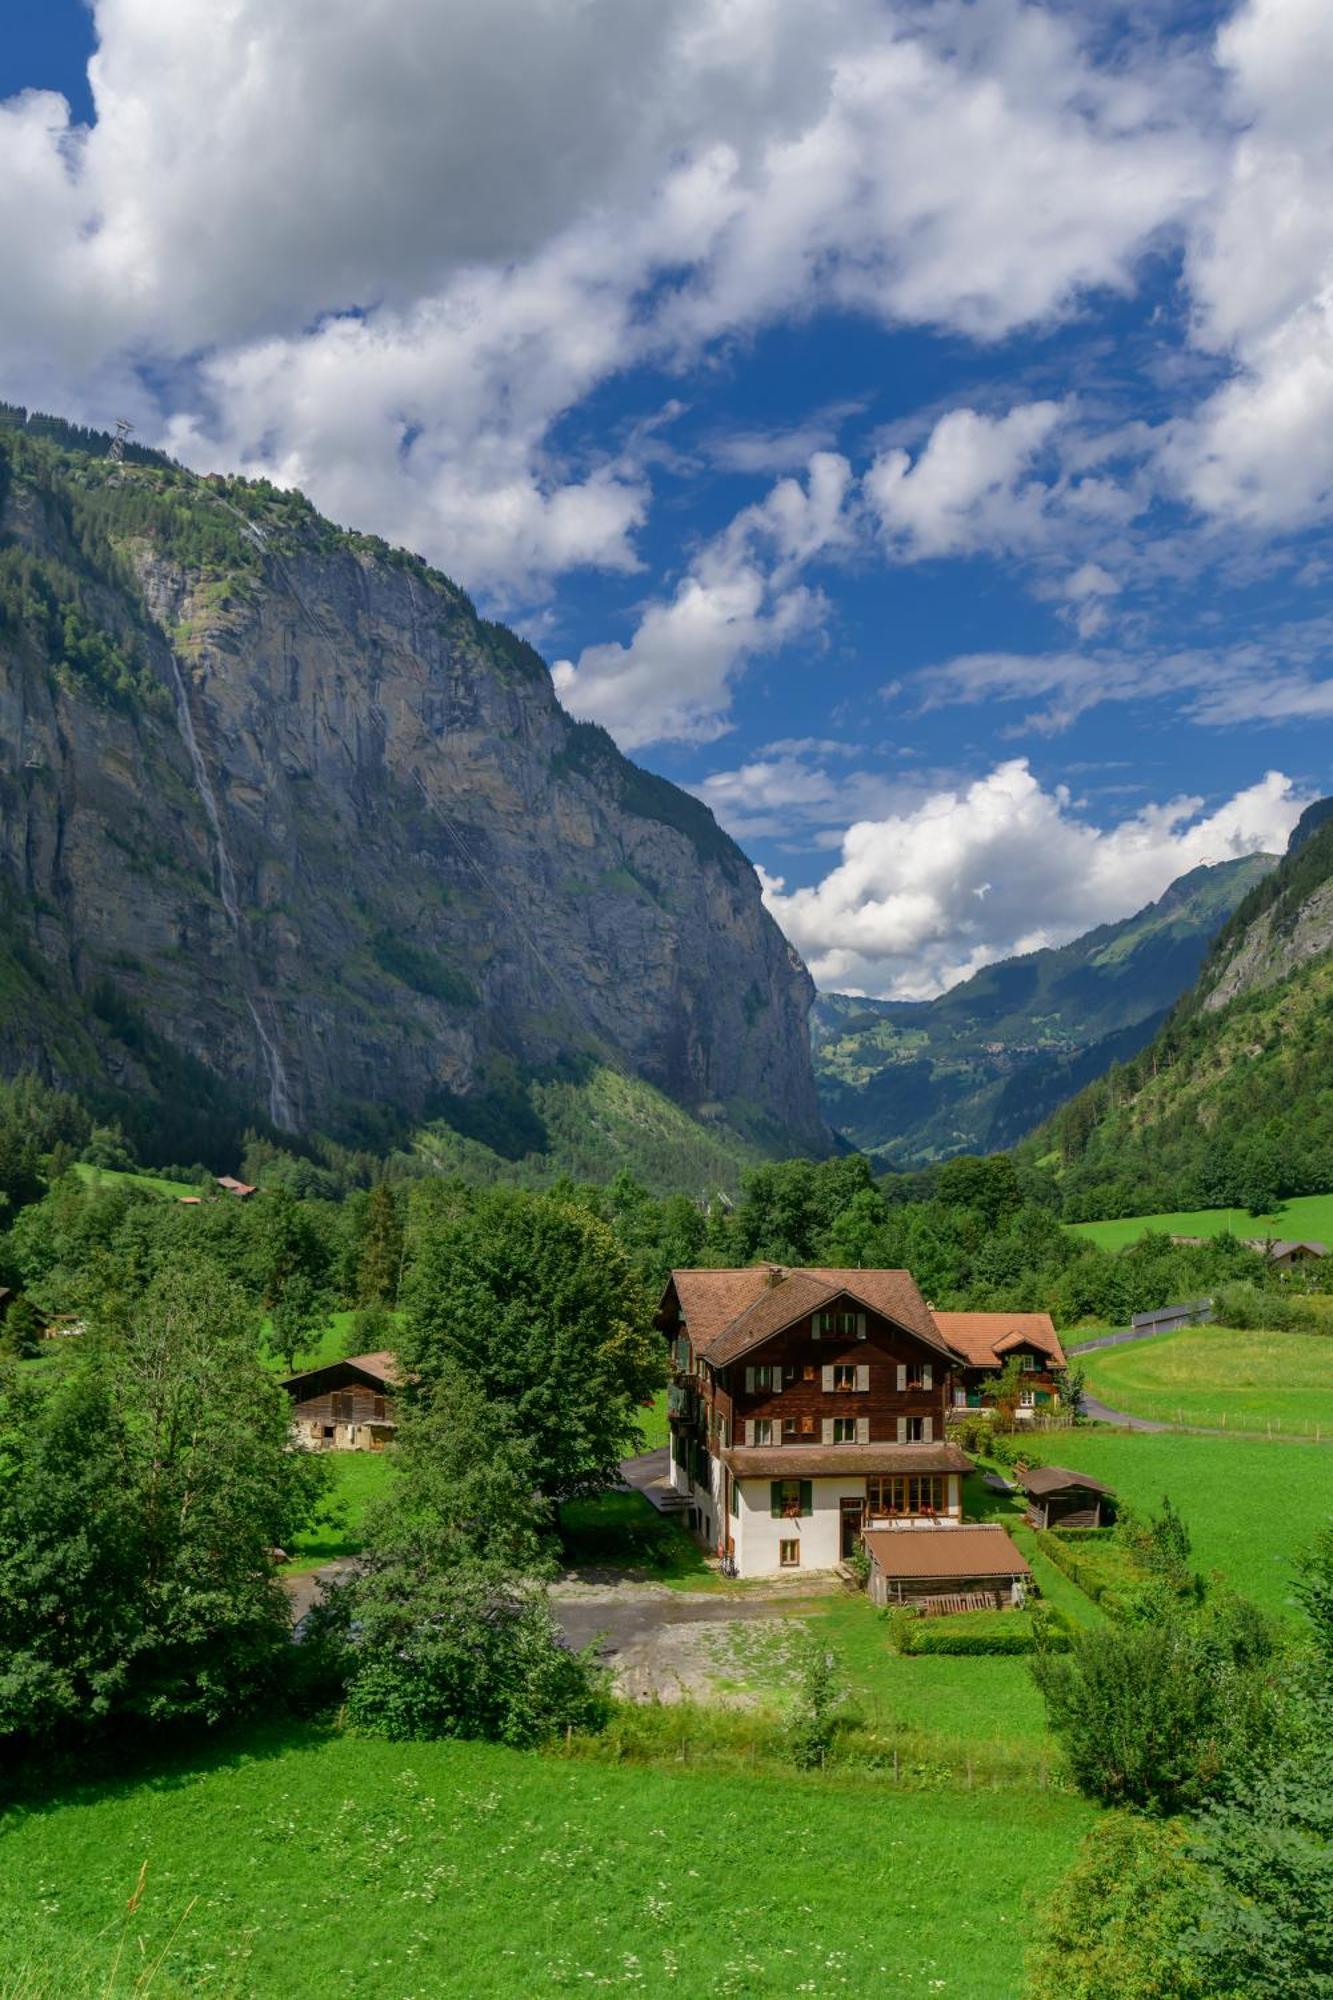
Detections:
0,418,826,1157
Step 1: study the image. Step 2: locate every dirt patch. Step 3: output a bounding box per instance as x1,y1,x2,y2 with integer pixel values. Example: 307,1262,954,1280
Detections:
551,1583,832,1703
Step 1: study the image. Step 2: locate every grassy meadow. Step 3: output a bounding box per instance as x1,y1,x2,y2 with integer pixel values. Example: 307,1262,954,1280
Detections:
281,1451,395,1574
1067,1188,1333,1251
1024,1427,1332,1616
1082,1323,1333,1437
0,1728,1092,1999
72,1161,200,1201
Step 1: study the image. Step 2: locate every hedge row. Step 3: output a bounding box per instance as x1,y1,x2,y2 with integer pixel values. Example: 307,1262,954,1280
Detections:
893,1607,1073,1656
1033,1528,1139,1620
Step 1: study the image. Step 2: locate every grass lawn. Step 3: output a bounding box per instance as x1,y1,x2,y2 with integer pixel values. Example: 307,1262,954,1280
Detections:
260,1308,402,1376
1067,1188,1333,1252
1082,1324,1333,1437
636,1386,669,1451
281,1452,396,1573
1029,1428,1332,1617
72,1161,199,1201
558,1488,721,1588
0,1726,1093,1997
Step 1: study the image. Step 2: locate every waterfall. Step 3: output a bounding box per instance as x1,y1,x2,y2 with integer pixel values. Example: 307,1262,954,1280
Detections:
165,650,297,1131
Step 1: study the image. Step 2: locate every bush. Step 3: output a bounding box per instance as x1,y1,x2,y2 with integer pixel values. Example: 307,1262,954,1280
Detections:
786,1629,847,1770
1025,1812,1211,1999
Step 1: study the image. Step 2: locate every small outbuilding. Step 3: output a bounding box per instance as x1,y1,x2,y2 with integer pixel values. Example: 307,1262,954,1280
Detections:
862,1523,1032,1610
1242,1237,1328,1269
1020,1465,1115,1530
282,1351,400,1450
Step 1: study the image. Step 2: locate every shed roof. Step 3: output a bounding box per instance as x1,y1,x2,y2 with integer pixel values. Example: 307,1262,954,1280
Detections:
930,1311,1066,1370
862,1524,1031,1581
280,1350,402,1396
723,1441,972,1480
1242,1238,1328,1258
1020,1464,1115,1498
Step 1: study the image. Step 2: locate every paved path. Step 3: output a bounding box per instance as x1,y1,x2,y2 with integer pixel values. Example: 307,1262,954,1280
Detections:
282,1557,358,1629
619,1447,678,1512
1077,1392,1171,1432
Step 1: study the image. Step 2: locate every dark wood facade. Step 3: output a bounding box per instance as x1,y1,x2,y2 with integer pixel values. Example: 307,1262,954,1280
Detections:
282,1353,398,1451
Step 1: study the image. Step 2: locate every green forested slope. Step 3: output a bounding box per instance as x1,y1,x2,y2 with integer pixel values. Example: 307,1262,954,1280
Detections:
812,855,1274,1165
1032,810,1333,1218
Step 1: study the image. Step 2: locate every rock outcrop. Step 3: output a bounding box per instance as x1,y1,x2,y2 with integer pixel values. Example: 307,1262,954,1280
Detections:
0,416,826,1158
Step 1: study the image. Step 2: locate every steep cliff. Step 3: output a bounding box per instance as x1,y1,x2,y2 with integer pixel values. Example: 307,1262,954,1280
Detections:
0,413,826,1168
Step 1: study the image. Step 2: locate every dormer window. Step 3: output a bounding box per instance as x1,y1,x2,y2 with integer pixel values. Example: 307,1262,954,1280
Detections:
1019,1353,1038,1372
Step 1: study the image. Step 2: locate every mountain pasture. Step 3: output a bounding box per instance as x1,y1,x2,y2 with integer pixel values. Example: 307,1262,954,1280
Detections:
1082,1323,1333,1437
1068,1189,1333,1252
0,1730,1092,1999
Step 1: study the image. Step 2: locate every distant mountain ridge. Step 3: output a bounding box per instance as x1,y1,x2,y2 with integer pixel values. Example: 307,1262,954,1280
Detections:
1029,803,1333,1219
811,852,1278,1165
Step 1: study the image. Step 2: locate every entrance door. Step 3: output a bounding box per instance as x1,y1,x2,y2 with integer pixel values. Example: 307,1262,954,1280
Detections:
840,1499,865,1560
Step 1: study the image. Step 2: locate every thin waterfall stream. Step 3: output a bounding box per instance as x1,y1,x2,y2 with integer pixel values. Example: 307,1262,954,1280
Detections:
165,649,297,1131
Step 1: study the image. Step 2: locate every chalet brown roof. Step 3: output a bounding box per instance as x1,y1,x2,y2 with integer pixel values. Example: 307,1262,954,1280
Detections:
931,1311,1067,1370
723,1441,972,1479
862,1524,1031,1581
280,1350,402,1395
668,1264,955,1367
1020,1464,1115,1498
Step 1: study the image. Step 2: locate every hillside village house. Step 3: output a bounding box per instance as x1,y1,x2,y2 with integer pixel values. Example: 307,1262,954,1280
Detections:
932,1311,1067,1420
658,1266,973,1578
282,1351,399,1450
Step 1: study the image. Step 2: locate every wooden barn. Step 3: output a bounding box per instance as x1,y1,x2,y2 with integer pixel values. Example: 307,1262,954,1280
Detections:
1020,1465,1115,1530
282,1351,400,1451
862,1523,1032,1610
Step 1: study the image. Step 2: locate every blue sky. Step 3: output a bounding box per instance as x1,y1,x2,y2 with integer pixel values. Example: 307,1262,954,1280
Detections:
2,0,1330,996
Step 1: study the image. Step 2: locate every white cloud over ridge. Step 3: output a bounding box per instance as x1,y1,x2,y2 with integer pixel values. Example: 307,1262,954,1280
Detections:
0,0,1222,600
761,761,1308,998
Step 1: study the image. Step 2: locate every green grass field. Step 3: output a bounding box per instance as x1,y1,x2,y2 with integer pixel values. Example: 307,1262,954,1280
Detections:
72,1161,199,1201
1067,1189,1333,1252
1082,1324,1333,1437
1027,1428,1332,1616
636,1386,669,1451
260,1308,404,1377
0,1727,1093,1997
281,1452,395,1573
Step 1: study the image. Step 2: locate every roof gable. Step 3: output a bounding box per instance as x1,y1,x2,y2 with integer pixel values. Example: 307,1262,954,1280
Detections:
281,1350,401,1396
665,1264,958,1368
930,1311,1066,1371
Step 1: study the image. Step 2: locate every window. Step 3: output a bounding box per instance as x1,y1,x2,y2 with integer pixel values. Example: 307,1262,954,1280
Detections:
372,1396,387,1420
783,1414,799,1440
332,1393,354,1421
1019,1389,1035,1409
814,1308,867,1339
754,1418,773,1445
784,1363,798,1384
1019,1353,1038,1372
832,1417,856,1443
905,1362,924,1389
746,1363,779,1392
803,1364,816,1383
904,1416,925,1442
800,1413,815,1436
771,1478,812,1518
867,1474,944,1516
779,1539,801,1567
833,1363,855,1390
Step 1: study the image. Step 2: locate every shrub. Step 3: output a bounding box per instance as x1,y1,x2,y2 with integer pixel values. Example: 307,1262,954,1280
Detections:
1025,1812,1211,2000
785,1629,847,1770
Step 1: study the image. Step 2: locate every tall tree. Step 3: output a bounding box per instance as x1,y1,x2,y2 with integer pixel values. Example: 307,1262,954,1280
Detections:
401,1187,663,1498
356,1182,404,1305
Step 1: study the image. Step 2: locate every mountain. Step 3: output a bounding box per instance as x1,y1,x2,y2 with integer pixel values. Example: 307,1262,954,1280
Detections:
1033,805,1333,1218
811,853,1277,1165
0,407,827,1181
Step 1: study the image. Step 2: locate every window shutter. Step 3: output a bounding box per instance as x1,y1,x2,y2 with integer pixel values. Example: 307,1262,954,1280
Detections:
856,1415,870,1444
770,1370,782,1395
812,1312,823,1340
923,1362,933,1390
897,1416,907,1443
821,1364,834,1391
896,1363,907,1392
770,1481,783,1519
799,1480,813,1517
745,1366,754,1392
856,1312,866,1339
730,1480,739,1517
923,1417,933,1442
855,1363,869,1393
745,1419,755,1446
821,1418,834,1445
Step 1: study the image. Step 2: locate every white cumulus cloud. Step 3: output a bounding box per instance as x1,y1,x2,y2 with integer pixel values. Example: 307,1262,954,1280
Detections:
760,760,1307,997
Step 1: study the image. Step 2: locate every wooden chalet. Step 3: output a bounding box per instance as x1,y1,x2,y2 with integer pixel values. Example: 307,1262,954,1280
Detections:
931,1311,1066,1421
282,1351,400,1451
863,1523,1031,1610
1020,1465,1115,1530
658,1265,973,1577
1242,1237,1328,1269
